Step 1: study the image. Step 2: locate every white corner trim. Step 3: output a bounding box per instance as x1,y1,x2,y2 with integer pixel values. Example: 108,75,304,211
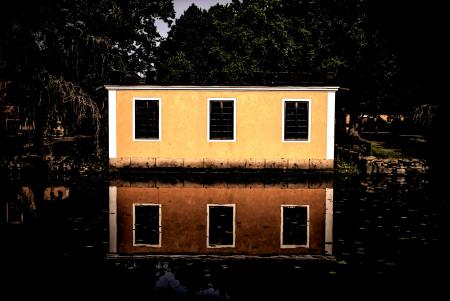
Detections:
282,99,311,143
132,203,162,247
326,92,336,160
109,186,117,253
108,90,117,158
325,188,334,255
280,205,310,248
105,85,339,92
207,98,236,142
132,98,162,142
207,204,236,248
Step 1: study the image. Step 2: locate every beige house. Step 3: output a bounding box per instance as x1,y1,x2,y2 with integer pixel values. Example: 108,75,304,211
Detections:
106,85,338,170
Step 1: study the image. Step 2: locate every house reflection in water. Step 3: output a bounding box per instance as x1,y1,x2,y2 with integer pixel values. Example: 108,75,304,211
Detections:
109,178,333,257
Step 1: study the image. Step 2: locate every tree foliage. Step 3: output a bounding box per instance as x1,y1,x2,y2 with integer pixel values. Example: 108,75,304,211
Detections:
157,1,368,84
0,0,174,152
1,0,442,153
156,0,438,114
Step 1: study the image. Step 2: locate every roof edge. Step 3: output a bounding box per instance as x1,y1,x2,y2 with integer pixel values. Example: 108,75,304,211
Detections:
104,85,339,92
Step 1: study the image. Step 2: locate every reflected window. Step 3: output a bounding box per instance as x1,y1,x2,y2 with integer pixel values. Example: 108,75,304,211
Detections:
133,204,161,246
207,204,235,247
281,205,309,247
283,99,310,142
133,98,161,140
6,201,23,224
208,98,236,141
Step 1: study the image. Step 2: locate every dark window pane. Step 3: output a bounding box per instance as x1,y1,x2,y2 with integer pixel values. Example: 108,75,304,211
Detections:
209,100,234,140
135,99,159,139
7,201,23,224
135,205,160,245
284,101,309,140
208,206,234,246
283,206,308,246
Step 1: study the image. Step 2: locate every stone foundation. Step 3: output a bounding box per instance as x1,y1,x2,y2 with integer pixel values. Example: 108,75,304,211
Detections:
110,157,334,171
362,156,428,175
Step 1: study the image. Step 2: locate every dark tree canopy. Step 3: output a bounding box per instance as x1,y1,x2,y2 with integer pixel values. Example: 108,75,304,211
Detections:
0,0,444,154
155,0,444,114
0,0,174,151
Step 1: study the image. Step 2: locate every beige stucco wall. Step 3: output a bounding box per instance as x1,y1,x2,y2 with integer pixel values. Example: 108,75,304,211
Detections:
114,89,330,162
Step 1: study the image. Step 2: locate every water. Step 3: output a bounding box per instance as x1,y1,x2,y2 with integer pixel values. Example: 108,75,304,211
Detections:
0,169,447,297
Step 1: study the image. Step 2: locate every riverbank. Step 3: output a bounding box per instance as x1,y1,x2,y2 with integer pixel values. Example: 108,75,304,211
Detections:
336,132,431,176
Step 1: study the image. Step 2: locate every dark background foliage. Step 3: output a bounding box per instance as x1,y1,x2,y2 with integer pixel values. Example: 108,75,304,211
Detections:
0,0,445,152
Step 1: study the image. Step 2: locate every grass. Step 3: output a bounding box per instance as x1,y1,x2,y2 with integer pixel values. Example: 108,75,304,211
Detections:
366,140,406,159
336,159,360,175
358,133,428,159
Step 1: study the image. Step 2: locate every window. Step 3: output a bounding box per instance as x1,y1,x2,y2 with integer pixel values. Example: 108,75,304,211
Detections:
207,204,235,248
133,98,161,140
281,205,309,248
282,99,310,142
133,204,161,246
208,98,236,141
6,201,23,224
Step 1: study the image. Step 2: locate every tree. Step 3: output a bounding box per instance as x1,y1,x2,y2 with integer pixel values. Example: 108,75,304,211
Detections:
0,0,174,153
156,0,368,85
156,0,441,117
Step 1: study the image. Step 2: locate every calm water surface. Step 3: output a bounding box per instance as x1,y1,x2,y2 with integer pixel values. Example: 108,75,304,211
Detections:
0,170,446,297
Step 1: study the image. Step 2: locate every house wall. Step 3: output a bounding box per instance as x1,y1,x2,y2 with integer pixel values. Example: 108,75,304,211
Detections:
113,185,327,255
108,87,336,169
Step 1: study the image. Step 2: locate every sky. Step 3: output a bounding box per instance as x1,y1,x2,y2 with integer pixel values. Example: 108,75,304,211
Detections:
155,0,232,37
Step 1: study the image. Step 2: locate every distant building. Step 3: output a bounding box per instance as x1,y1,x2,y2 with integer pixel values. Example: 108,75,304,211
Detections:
43,186,70,201
105,85,338,170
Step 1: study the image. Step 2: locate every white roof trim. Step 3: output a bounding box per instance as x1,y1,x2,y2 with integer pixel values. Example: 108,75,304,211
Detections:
104,85,339,92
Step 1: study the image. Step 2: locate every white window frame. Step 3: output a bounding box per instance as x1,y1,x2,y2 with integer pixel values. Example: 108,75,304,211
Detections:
207,204,236,248
280,205,310,248
282,99,311,143
132,203,162,247
207,98,236,142
132,97,162,141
